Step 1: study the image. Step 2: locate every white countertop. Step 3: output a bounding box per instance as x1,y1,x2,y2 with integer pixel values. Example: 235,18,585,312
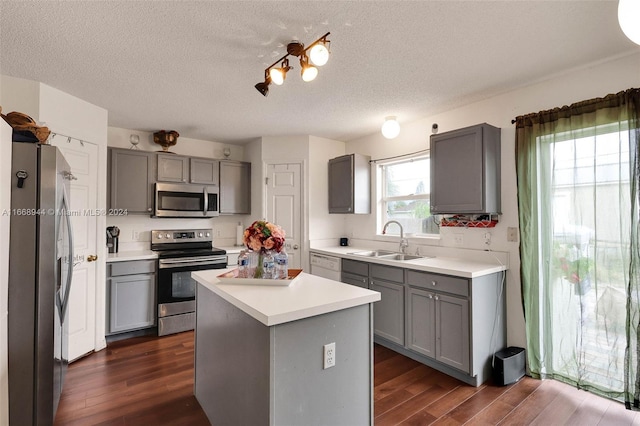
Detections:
106,250,158,263
310,246,507,278
192,269,381,327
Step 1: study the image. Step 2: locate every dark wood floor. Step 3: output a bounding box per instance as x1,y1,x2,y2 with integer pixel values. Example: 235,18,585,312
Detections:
55,331,639,425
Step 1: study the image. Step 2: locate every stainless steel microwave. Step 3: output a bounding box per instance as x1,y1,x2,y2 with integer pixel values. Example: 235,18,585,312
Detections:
154,183,219,218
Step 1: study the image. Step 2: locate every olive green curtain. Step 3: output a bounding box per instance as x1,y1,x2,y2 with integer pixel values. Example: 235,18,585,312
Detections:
515,88,640,406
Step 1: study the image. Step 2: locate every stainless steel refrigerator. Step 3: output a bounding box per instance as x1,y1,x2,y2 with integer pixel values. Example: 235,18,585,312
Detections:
8,142,74,425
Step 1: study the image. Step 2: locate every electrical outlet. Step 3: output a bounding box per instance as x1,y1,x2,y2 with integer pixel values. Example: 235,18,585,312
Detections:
132,230,139,240
323,342,336,369
453,234,463,246
216,229,221,237
507,227,519,242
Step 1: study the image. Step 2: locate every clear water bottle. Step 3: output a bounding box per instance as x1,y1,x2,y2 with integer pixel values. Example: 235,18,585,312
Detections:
275,250,289,280
237,250,249,278
262,250,276,279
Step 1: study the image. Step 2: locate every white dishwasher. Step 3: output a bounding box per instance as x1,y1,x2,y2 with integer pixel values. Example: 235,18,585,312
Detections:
310,253,342,281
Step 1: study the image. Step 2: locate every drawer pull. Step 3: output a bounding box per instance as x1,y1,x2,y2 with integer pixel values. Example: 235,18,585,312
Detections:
431,281,437,286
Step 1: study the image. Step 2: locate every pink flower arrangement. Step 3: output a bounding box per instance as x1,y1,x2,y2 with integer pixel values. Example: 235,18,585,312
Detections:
243,220,286,253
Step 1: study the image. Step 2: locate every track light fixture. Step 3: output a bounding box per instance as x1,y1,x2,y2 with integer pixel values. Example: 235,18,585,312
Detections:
255,32,330,96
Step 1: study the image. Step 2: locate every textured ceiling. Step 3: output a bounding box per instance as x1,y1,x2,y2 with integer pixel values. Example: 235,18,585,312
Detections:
0,1,637,144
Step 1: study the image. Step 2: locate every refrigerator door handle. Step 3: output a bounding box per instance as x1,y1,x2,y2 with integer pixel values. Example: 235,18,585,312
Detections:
60,182,74,321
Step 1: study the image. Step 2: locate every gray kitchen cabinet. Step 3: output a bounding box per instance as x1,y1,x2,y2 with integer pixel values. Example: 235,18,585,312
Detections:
328,153,370,214
370,264,404,345
340,254,504,386
219,160,251,214
370,279,404,345
430,123,501,214
341,258,369,288
190,158,219,185
407,283,469,372
157,153,190,183
436,292,469,372
108,148,155,214
406,269,500,384
107,260,156,335
406,287,436,357
342,260,405,343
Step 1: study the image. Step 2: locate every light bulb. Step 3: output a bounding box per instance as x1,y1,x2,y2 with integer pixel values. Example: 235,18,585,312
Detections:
619,0,640,45
309,43,329,66
381,116,400,139
301,65,318,82
269,68,285,86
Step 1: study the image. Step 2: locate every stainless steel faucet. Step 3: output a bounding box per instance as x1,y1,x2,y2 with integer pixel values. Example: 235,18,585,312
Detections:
382,220,409,254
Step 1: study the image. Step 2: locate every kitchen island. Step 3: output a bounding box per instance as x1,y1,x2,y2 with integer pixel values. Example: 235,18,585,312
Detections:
191,269,381,426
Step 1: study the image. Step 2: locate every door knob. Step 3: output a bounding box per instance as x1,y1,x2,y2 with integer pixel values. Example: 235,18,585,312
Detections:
87,255,98,262
293,244,299,250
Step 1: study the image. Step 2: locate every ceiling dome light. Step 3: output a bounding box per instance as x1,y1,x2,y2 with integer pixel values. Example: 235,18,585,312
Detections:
309,43,330,66
381,116,400,139
619,0,640,45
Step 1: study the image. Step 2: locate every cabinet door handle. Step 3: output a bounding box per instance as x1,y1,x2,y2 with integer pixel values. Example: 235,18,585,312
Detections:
434,295,439,301
87,255,98,262
147,207,152,212
431,280,437,286
428,294,433,299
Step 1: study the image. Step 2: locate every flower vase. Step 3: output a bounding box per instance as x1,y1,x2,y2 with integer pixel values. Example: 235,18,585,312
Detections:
253,251,265,278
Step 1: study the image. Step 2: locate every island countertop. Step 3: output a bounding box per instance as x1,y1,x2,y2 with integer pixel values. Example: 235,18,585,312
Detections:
192,269,380,327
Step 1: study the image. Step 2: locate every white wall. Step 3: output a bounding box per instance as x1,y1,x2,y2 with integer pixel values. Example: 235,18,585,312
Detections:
0,120,13,426
344,51,640,348
308,136,347,244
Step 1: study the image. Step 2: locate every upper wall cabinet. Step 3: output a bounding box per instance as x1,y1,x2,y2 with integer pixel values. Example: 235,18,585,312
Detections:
108,148,155,214
157,154,189,183
430,123,501,215
219,160,251,215
157,154,220,186
191,158,220,186
328,153,371,214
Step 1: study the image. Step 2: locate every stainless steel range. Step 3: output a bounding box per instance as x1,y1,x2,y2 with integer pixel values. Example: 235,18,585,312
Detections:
151,229,227,336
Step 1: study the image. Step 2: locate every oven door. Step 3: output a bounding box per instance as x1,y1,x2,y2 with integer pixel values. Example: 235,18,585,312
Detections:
157,254,226,336
155,183,219,218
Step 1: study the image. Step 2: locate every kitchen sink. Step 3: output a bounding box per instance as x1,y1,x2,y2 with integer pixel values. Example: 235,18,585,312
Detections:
378,253,425,261
348,250,430,261
348,250,397,257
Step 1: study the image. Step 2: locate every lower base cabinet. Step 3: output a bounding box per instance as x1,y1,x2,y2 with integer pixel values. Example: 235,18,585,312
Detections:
107,260,157,335
408,287,470,372
338,252,504,386
370,280,404,345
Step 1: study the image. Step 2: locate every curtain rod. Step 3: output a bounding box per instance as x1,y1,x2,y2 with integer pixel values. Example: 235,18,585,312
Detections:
369,148,430,164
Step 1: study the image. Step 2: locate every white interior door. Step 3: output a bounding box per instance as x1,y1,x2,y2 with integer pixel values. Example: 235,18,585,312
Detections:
266,163,302,269
51,137,98,361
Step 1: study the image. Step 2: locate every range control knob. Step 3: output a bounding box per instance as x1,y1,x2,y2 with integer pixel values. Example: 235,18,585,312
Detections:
206,232,211,237
198,232,203,238
157,233,163,239
165,233,171,239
